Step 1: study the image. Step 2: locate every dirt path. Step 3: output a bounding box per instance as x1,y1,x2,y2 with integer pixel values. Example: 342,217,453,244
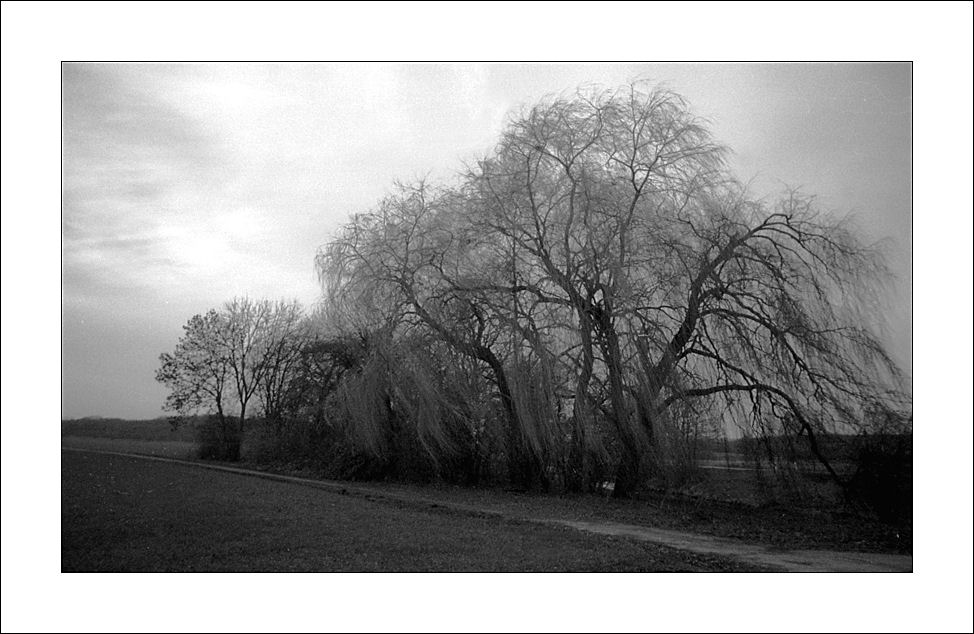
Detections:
546,520,911,572
62,447,912,572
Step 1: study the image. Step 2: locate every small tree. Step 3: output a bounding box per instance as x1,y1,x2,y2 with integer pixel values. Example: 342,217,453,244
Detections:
155,309,237,457
157,298,307,460
217,297,274,435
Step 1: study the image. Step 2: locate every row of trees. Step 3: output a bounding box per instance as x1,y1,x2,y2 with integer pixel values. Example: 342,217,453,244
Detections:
158,83,910,497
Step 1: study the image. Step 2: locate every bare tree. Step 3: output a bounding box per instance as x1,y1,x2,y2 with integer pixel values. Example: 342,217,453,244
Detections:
318,183,548,487
465,84,728,494
156,309,229,419
475,84,907,495
157,297,310,460
254,300,308,432
632,188,909,492
216,297,275,435
314,82,909,496
156,309,234,453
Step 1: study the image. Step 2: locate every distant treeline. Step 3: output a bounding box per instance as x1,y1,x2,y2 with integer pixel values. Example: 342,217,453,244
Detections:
700,433,913,463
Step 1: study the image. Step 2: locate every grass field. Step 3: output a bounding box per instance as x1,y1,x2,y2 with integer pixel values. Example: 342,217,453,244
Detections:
61,435,196,458
61,417,196,441
61,418,197,458
61,418,912,555
62,450,764,572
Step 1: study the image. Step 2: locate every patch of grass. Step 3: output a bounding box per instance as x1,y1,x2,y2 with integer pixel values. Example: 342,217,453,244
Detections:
60,434,910,555
340,477,911,555
61,436,197,459
61,417,197,442
61,451,760,572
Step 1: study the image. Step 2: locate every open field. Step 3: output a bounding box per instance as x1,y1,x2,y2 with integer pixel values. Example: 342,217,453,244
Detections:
61,417,196,441
61,435,196,459
61,418,197,458
61,419,912,555
62,450,765,572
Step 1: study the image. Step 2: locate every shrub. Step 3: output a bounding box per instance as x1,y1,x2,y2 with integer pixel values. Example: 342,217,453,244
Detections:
195,414,241,461
848,434,912,522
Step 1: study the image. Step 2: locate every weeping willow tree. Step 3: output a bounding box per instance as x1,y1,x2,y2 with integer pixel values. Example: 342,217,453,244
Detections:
321,328,494,482
633,189,909,481
316,82,910,496
316,187,536,484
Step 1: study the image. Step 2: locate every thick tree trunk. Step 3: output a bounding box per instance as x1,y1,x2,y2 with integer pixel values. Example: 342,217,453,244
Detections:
224,402,244,462
213,398,240,461
602,322,643,499
632,389,657,476
613,442,642,499
567,319,596,492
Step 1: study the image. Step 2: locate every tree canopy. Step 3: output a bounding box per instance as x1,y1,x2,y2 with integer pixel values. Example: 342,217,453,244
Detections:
316,82,909,495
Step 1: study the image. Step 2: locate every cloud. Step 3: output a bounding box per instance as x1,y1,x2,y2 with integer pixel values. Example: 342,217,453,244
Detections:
62,65,321,313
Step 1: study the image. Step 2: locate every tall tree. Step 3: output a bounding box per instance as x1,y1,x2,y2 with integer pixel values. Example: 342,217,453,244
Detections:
466,84,727,494
317,82,909,495
217,297,275,435
254,300,308,432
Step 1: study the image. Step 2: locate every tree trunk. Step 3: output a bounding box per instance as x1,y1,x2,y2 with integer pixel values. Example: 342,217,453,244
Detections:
383,391,400,478
632,387,657,477
602,323,643,498
613,442,642,499
567,319,596,492
226,401,245,462
407,296,540,488
486,354,536,490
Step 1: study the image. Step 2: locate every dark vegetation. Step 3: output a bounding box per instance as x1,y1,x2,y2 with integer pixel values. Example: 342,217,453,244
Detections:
148,83,912,532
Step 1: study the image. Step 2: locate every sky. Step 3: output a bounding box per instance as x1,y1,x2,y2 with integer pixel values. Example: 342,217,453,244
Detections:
61,62,913,420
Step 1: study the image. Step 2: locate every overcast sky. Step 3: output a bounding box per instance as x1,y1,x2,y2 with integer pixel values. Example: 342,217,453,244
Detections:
61,62,912,419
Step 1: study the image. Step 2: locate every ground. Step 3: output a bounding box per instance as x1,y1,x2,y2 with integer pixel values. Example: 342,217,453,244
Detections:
62,450,766,572
62,431,911,553
60,424,912,571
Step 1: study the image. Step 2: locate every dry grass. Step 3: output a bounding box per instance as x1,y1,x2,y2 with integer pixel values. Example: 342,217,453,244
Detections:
62,450,761,572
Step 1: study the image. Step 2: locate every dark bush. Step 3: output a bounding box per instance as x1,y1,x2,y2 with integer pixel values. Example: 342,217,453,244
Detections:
195,414,242,461
848,434,912,522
